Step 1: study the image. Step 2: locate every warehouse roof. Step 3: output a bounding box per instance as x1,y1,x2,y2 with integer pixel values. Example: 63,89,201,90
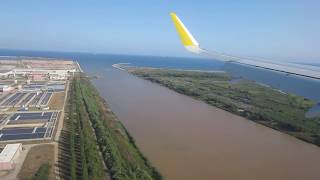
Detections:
0,143,21,162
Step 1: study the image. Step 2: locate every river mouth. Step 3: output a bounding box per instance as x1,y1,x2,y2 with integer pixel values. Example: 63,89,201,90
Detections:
0,51,319,179
92,67,320,180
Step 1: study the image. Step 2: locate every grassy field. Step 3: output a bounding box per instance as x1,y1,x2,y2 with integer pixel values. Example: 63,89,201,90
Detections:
29,163,51,180
128,68,320,146
48,92,65,110
18,144,54,180
58,74,161,180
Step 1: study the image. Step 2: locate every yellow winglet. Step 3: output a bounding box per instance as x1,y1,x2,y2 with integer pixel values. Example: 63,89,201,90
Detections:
170,12,202,53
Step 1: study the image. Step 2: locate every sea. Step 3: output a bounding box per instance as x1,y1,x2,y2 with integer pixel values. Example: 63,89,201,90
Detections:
1,49,320,101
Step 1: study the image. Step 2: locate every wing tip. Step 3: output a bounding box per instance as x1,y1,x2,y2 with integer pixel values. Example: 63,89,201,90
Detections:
169,12,201,53
169,12,176,16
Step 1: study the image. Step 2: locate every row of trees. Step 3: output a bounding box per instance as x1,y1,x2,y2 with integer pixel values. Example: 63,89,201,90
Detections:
66,77,105,180
76,75,162,180
74,77,105,179
69,80,77,179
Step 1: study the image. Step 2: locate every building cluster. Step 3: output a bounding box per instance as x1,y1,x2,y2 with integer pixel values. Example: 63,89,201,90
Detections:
0,59,79,174
0,67,77,81
0,84,13,93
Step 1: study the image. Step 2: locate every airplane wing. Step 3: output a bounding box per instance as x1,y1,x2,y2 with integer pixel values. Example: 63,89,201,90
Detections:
169,12,320,80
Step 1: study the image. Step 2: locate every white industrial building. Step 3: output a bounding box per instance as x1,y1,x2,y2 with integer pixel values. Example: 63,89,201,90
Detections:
0,70,14,78
0,84,13,92
0,143,22,170
14,69,76,80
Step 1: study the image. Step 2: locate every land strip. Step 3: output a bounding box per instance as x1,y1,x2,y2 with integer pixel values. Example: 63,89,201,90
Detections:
126,67,320,146
57,74,162,180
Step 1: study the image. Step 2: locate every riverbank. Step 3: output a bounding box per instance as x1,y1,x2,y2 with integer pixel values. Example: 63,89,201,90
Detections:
126,67,320,147
57,73,161,179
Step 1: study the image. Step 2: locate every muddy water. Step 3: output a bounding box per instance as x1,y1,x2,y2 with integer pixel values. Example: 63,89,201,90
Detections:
92,68,320,180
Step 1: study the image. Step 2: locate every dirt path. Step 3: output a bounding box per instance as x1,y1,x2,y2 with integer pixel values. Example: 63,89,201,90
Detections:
53,81,69,180
54,80,69,142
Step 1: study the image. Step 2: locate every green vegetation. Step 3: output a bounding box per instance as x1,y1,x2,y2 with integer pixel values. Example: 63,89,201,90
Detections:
78,75,161,180
76,79,106,179
129,68,320,146
64,76,106,180
66,74,162,180
30,163,51,180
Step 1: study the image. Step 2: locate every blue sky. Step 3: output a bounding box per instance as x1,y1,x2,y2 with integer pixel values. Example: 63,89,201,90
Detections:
0,0,319,62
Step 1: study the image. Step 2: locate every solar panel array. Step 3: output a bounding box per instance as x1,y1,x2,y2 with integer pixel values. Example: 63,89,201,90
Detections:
0,82,64,142
0,91,53,108
18,93,36,106
0,114,8,124
29,92,44,106
29,92,52,107
0,111,59,141
1,93,27,106
40,93,52,106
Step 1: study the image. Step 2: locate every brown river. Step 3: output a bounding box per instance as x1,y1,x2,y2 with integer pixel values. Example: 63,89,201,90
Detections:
92,68,320,180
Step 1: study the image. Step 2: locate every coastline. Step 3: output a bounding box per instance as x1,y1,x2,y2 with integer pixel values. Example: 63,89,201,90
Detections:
112,63,226,73
119,65,320,147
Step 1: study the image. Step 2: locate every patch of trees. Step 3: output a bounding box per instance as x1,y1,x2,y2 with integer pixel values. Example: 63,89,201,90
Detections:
30,163,51,180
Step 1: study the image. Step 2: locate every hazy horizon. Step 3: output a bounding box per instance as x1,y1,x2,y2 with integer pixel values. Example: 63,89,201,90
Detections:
1,48,320,67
